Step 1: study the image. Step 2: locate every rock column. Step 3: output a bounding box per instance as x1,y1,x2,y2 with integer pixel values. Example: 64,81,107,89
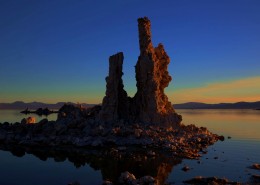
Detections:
99,17,181,127
133,17,181,127
99,52,128,123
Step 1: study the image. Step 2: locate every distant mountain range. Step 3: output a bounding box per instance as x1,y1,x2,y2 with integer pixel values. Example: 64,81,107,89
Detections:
174,101,260,109
0,101,95,110
1,101,260,110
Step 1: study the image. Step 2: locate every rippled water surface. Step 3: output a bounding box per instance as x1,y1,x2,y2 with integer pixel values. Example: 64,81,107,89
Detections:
0,109,259,185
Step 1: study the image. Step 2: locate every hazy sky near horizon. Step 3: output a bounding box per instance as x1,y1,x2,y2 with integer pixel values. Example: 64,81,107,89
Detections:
0,0,260,104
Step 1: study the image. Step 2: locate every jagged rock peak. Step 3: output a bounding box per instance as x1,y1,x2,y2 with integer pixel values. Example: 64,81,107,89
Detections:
99,52,128,123
138,17,153,54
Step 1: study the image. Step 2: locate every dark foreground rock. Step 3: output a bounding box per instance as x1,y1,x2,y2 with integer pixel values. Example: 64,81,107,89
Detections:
183,176,241,185
251,174,260,184
118,171,156,185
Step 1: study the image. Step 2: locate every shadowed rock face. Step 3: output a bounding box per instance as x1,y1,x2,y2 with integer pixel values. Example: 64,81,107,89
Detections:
99,52,129,122
100,17,182,127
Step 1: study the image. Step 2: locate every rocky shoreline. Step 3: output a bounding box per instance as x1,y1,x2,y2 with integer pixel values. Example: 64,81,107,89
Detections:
0,104,221,160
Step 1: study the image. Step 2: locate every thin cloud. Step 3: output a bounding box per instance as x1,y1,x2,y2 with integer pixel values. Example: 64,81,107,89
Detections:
170,76,260,103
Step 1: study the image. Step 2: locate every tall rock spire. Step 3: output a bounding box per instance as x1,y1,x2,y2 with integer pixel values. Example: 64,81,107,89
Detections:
138,17,153,54
133,17,181,127
99,52,128,122
99,17,181,128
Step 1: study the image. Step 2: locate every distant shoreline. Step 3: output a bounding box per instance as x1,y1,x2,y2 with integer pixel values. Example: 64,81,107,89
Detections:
0,101,259,110
0,101,95,110
174,101,260,109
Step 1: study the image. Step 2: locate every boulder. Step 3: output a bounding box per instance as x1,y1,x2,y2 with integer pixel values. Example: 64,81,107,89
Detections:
21,117,36,124
118,171,137,185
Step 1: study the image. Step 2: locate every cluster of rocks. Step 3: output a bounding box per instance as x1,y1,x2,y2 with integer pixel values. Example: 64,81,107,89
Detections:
117,171,156,185
21,107,58,116
0,105,220,159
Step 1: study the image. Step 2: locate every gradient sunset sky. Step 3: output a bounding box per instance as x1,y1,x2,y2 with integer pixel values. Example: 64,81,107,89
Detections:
0,0,260,104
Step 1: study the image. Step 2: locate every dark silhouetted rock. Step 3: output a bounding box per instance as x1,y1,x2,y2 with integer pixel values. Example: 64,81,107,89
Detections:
218,135,225,141
182,165,190,172
184,176,241,185
57,104,87,122
249,163,260,170
99,52,129,123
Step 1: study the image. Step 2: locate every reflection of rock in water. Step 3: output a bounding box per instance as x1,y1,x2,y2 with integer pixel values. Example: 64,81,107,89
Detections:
1,145,181,185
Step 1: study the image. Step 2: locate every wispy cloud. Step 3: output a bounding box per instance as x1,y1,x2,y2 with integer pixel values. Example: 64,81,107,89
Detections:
170,76,260,103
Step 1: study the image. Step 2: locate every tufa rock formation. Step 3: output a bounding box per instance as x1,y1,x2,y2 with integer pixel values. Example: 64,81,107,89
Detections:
99,17,182,127
99,52,129,122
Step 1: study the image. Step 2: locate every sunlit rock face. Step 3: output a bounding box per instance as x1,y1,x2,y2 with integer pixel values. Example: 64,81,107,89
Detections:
99,17,182,128
132,17,181,127
21,117,36,124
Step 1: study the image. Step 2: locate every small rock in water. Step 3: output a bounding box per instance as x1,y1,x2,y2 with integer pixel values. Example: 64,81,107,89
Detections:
249,163,260,170
228,136,232,139
102,180,113,185
252,174,260,179
217,135,225,141
182,165,190,172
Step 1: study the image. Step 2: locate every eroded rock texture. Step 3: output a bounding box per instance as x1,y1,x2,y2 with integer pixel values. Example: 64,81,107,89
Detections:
99,52,129,123
100,17,182,127
133,17,180,127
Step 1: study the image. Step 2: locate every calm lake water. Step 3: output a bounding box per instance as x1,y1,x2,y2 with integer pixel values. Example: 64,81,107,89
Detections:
0,109,57,123
0,109,260,185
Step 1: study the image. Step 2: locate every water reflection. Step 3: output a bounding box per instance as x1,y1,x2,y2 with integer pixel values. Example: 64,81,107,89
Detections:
177,109,260,140
0,145,182,184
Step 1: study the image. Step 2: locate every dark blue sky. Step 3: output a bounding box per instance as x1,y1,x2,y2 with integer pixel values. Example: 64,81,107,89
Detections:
1,0,260,103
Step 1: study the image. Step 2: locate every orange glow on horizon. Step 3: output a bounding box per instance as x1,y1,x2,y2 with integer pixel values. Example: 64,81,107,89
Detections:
170,76,260,104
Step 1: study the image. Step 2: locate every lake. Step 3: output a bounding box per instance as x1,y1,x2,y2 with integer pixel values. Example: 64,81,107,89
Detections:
0,109,57,123
0,109,260,185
